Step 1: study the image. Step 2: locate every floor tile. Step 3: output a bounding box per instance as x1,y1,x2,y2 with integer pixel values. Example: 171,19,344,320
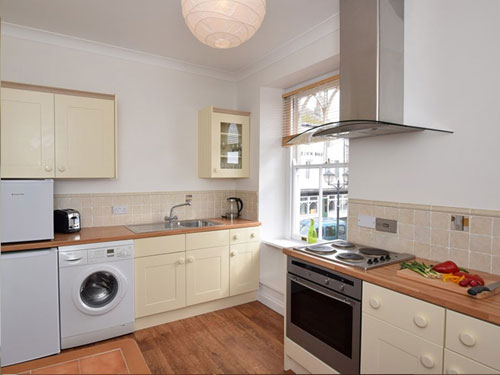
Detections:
80,349,128,374
31,360,79,374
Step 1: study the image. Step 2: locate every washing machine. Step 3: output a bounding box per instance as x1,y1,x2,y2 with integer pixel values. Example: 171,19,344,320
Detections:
59,240,134,349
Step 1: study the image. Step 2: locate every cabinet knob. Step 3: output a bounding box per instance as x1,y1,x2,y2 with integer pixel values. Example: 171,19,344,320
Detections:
250,233,255,238
459,332,476,347
177,258,185,265
446,369,460,374
187,256,195,263
419,354,435,369
413,314,428,328
44,165,53,172
369,297,381,310
213,168,218,173
58,166,66,172
230,251,236,257
233,235,239,240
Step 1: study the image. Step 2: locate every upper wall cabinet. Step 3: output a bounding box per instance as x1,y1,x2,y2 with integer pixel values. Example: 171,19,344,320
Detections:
1,83,117,179
198,106,250,178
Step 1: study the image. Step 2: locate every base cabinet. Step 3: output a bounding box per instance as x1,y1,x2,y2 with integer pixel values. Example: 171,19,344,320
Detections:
135,252,186,318
229,242,259,296
361,313,443,374
186,246,229,306
444,349,497,374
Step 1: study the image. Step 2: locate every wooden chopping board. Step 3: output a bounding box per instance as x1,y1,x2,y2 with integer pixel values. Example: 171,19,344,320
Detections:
396,268,497,296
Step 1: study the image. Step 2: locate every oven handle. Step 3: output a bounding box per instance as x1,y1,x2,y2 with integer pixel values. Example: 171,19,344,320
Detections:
288,274,353,307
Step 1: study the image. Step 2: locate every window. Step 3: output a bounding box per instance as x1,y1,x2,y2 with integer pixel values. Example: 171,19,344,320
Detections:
283,76,349,241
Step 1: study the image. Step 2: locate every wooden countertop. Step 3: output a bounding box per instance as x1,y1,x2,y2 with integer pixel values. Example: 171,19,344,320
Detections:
283,248,500,326
1,218,261,252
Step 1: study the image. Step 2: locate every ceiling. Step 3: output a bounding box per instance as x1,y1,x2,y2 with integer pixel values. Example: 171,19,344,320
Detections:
1,0,339,74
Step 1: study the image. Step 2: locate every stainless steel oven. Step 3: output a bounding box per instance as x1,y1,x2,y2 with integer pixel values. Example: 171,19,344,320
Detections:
286,256,362,374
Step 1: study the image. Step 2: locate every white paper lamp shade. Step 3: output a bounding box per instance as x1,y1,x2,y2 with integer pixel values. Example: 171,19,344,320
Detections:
182,0,266,49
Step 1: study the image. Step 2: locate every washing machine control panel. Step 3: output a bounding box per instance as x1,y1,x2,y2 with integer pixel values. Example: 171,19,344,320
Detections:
88,245,134,263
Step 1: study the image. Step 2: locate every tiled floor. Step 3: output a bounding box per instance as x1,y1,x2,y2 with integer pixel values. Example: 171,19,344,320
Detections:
3,339,150,375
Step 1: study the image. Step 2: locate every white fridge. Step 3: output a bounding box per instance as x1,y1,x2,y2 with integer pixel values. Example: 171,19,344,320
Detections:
1,179,54,243
1,248,61,365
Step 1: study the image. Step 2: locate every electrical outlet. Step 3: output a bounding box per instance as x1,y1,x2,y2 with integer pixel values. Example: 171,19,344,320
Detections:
358,215,376,229
375,218,397,233
112,205,128,215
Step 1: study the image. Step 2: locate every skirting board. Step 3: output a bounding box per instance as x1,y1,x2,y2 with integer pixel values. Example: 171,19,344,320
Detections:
135,291,257,331
284,337,338,374
257,283,284,315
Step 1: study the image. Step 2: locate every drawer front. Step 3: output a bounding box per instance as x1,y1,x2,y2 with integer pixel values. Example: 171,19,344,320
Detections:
186,230,229,250
134,235,185,257
446,310,500,371
361,313,444,374
363,282,445,345
229,227,261,244
444,349,497,374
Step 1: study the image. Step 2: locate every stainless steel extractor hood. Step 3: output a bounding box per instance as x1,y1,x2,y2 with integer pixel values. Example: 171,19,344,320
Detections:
287,0,452,145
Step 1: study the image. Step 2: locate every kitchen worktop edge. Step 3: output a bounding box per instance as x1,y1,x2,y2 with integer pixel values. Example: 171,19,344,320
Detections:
1,218,261,252
283,248,500,326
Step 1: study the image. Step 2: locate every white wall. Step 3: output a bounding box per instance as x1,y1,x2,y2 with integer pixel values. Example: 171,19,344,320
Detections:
349,0,500,210
1,35,238,194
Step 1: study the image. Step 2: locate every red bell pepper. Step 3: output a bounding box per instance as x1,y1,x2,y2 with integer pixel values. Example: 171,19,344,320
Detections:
432,261,460,274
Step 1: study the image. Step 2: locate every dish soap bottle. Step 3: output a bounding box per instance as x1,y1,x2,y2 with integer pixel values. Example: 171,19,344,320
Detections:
307,219,317,244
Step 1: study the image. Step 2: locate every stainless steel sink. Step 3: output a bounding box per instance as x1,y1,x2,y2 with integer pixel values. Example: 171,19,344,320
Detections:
127,219,222,233
178,220,221,228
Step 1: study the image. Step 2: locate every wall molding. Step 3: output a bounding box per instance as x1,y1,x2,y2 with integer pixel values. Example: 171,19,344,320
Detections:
1,13,340,83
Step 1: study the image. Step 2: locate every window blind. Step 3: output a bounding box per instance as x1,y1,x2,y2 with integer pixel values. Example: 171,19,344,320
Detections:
282,75,340,146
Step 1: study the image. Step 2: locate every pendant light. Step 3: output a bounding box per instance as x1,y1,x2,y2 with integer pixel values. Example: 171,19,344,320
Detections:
182,0,266,49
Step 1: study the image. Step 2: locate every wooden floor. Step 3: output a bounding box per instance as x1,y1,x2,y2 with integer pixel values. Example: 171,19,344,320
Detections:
74,301,285,374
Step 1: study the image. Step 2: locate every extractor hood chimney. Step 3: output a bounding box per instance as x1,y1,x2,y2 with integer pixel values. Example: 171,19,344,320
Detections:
287,0,452,145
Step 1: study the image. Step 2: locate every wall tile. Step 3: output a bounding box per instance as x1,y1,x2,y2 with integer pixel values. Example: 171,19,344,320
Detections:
450,231,469,250
493,218,500,238
415,226,431,244
431,212,450,230
469,234,492,254
449,248,469,268
399,209,415,224
431,229,449,247
470,216,493,236
415,210,431,227
414,242,431,259
469,253,492,273
430,245,449,263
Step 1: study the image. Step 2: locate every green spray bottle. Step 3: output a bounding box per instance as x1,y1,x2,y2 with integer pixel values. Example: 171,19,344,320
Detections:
307,219,317,244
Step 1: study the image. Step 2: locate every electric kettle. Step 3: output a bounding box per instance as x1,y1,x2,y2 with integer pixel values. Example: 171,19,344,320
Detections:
223,197,243,220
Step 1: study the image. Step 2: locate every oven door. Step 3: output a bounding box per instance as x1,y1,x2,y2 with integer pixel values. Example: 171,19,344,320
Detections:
286,273,361,374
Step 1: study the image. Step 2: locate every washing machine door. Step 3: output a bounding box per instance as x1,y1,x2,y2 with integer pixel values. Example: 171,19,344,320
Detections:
73,265,127,316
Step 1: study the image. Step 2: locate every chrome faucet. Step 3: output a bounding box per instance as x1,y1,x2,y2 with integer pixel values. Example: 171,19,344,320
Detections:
165,202,192,222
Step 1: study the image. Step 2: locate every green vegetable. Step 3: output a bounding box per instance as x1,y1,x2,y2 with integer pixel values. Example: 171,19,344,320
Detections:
400,261,441,278
458,267,469,274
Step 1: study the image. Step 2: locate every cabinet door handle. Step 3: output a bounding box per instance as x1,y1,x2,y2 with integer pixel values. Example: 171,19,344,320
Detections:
446,369,460,374
419,354,435,369
58,165,66,172
413,314,428,328
177,258,185,265
213,168,218,173
44,165,53,172
230,251,236,257
187,256,195,263
369,297,381,309
459,332,476,347
250,233,255,238
233,235,239,240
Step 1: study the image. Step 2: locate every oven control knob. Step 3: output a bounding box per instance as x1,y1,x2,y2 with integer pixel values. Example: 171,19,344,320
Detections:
386,255,391,260
373,258,379,263
324,279,330,285
339,284,345,292
380,256,386,261
367,259,373,264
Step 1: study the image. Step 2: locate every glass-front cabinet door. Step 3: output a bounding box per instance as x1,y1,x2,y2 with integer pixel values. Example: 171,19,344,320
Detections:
198,107,250,178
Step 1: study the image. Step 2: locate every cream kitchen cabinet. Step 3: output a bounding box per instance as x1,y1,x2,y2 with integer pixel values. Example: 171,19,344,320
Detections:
1,88,55,178
361,313,444,374
361,282,446,374
445,310,500,372
135,252,186,318
1,84,116,178
185,230,230,305
229,227,260,296
198,106,250,178
443,349,497,375
134,234,186,318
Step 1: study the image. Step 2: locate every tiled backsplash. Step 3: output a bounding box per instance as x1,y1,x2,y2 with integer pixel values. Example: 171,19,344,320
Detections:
348,199,500,275
55,190,258,228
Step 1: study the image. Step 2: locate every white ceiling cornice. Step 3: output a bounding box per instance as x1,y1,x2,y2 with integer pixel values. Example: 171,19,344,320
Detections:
2,15,340,83
235,13,340,81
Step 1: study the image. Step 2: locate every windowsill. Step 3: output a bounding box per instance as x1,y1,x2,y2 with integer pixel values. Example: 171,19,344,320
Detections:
261,238,306,250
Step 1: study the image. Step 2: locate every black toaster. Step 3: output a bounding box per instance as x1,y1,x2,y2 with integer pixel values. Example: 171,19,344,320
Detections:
54,209,81,233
